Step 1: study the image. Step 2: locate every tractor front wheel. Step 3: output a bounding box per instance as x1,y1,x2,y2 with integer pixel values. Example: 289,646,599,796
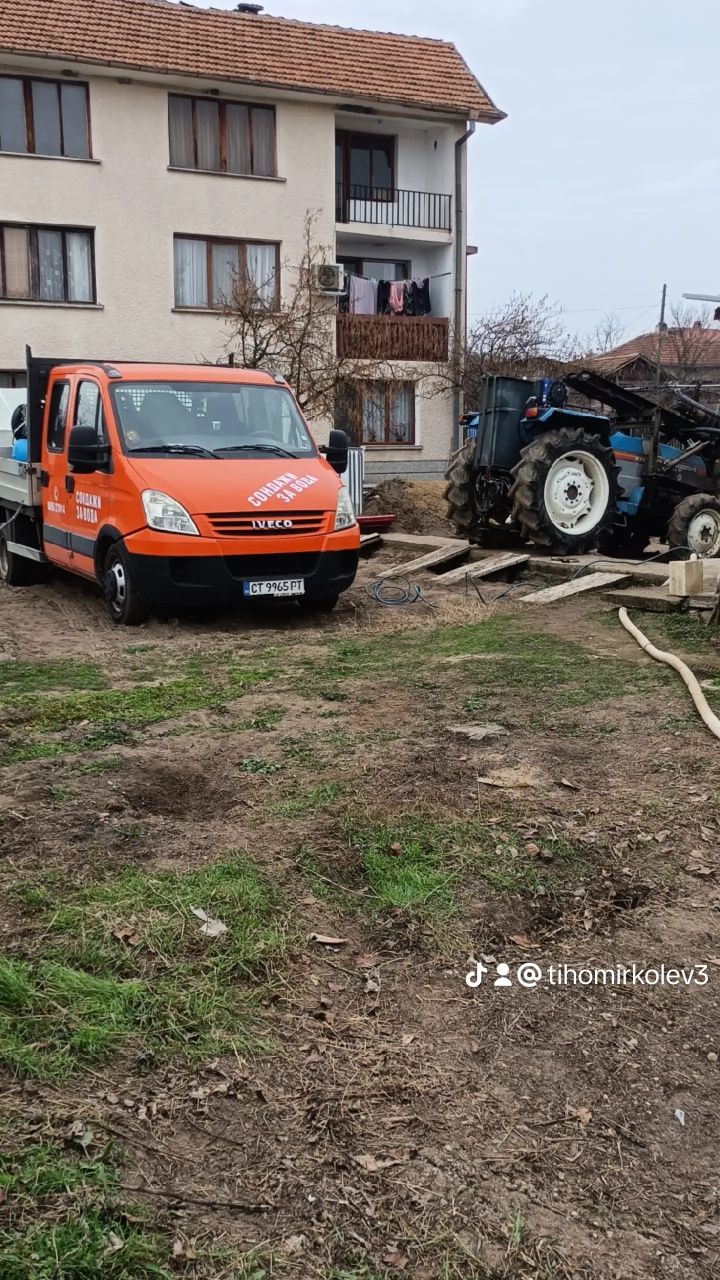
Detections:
667,494,720,559
509,428,619,554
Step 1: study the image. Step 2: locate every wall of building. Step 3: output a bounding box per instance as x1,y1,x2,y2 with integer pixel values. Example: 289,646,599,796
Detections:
0,68,335,369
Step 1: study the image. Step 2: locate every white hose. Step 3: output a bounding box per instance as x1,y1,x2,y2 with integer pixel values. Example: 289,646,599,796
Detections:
618,606,720,741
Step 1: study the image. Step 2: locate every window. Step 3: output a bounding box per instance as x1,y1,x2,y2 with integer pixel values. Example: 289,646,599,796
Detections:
0,371,26,388
47,381,70,452
0,225,95,303
74,380,107,443
0,76,90,158
168,94,276,177
336,381,415,446
338,256,409,281
336,131,394,196
173,236,278,309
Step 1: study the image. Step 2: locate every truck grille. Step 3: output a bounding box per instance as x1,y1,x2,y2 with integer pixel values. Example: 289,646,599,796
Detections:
206,510,326,537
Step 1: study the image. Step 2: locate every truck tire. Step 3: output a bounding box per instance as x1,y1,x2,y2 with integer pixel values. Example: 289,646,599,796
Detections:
667,494,720,559
443,439,481,540
103,543,148,626
509,428,619,554
0,519,37,586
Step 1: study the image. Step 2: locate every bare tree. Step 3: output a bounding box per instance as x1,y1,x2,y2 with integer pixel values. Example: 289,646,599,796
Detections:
660,302,715,382
222,211,407,439
587,312,625,354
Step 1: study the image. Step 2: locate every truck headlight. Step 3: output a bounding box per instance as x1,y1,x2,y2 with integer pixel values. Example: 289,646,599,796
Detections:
334,486,356,531
142,490,199,536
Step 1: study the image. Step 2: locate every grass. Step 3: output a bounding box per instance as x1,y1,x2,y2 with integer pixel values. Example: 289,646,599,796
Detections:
0,1140,269,1279
0,656,276,767
0,856,290,1080
240,756,284,774
272,781,344,817
0,659,106,696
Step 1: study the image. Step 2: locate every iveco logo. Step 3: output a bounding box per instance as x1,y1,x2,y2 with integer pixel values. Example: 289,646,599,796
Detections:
251,518,293,529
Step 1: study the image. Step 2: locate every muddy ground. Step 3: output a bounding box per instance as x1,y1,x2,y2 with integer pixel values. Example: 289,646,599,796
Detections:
1,546,720,1280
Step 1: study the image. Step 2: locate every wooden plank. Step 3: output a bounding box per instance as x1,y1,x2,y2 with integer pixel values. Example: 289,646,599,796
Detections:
521,571,629,604
439,551,530,584
381,541,471,579
360,532,382,549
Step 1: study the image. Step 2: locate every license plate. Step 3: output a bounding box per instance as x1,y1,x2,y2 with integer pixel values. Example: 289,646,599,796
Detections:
243,578,305,597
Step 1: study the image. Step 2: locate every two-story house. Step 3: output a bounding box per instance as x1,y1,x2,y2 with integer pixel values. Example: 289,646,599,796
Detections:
0,0,504,481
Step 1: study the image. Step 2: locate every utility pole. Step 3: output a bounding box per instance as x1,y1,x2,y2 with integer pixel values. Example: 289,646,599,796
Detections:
648,283,667,478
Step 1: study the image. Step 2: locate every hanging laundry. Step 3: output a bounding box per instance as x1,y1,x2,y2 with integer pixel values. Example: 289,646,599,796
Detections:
376,280,391,314
410,277,431,316
348,275,377,316
389,280,405,314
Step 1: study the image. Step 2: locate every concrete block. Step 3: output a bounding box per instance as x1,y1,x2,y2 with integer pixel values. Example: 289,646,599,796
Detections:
668,559,704,597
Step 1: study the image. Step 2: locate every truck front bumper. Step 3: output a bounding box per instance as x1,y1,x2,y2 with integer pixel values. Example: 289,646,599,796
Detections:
124,547,360,607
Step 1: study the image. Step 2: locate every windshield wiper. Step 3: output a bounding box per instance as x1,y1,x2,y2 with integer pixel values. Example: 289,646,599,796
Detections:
217,444,296,458
129,444,220,459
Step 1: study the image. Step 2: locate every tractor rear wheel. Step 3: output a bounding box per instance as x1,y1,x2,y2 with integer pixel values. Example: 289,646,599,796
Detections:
667,494,720,559
509,428,619,554
443,439,481,540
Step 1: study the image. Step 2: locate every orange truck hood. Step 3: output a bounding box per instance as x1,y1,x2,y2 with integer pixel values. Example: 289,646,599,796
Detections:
126,456,342,516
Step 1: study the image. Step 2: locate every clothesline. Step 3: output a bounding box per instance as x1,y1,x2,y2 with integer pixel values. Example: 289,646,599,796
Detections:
343,272,432,318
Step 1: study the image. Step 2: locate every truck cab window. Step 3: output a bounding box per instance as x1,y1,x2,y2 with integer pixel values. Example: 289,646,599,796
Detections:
47,381,70,452
74,381,106,439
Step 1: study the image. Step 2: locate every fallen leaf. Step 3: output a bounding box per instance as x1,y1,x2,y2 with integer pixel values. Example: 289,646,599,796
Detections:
111,925,142,947
383,1249,410,1270
352,1151,408,1172
309,933,347,946
68,1121,94,1150
560,777,578,790
364,975,380,995
401,1033,415,1047
283,1235,307,1255
389,842,403,856
104,1231,124,1256
675,1108,686,1127
571,1106,592,1126
356,953,379,970
190,906,227,939
508,933,537,950
525,842,540,856
172,1240,198,1261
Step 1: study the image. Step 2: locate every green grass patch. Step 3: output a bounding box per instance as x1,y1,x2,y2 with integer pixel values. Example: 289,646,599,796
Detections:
351,821,455,917
0,725,132,767
272,781,344,817
0,1140,266,1279
0,659,106,697
240,756,283,774
242,705,286,732
0,856,290,1080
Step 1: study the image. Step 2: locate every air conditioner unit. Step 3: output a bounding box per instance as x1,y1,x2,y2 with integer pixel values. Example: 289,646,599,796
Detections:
314,263,345,295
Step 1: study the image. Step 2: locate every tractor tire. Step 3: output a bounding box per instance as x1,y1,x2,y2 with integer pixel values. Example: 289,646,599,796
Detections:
667,494,720,559
509,428,619,554
443,439,481,541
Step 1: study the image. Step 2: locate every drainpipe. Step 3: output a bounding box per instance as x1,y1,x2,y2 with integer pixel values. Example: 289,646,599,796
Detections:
452,120,475,453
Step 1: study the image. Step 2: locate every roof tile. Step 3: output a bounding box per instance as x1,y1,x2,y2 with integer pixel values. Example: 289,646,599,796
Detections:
0,0,504,121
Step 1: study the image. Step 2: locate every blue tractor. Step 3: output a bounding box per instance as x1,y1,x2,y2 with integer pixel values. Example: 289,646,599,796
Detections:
444,371,720,558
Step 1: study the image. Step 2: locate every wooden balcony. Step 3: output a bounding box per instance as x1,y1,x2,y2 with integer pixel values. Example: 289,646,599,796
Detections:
337,314,449,362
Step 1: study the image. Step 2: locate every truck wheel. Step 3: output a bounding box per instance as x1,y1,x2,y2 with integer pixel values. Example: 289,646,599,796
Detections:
103,544,148,625
443,439,481,540
667,494,720,559
0,524,36,586
509,428,619,554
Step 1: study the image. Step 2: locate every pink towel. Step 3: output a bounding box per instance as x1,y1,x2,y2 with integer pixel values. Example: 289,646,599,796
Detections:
389,280,405,314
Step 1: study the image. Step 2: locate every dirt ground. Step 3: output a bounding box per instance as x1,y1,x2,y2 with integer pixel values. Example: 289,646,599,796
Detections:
362,479,454,537
1,547,720,1280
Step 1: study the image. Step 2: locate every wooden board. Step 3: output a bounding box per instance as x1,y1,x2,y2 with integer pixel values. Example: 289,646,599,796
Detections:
521,571,629,604
381,542,471,579
439,551,530,584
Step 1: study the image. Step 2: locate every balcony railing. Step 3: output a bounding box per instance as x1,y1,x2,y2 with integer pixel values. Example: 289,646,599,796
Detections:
337,314,449,362
336,183,452,232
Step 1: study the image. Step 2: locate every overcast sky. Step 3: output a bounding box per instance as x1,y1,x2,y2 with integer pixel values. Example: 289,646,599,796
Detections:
208,0,718,344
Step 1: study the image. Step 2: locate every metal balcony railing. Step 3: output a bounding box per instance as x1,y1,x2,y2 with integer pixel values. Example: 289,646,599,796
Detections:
337,314,449,362
335,183,452,232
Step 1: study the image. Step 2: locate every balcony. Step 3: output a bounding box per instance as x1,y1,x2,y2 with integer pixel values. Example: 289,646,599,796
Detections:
337,314,449,362
335,183,452,233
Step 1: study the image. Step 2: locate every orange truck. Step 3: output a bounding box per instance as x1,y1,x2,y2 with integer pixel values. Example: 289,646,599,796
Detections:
0,352,359,624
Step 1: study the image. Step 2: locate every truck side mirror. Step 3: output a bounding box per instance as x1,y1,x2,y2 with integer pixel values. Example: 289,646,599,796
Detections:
321,428,349,475
68,424,111,474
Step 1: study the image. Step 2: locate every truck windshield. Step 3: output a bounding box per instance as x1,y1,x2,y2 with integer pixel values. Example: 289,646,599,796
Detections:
110,382,317,459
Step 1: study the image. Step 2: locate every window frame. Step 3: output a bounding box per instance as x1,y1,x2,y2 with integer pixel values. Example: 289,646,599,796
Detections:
173,234,280,311
337,255,409,281
167,93,277,177
336,130,396,200
0,223,96,304
0,73,92,159
46,380,70,453
339,380,416,447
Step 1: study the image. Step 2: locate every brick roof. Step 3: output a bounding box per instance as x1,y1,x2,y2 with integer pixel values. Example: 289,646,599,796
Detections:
586,328,720,374
0,0,504,121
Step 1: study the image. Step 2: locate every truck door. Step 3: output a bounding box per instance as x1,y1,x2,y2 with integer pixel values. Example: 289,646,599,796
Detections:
41,376,73,569
42,376,112,579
